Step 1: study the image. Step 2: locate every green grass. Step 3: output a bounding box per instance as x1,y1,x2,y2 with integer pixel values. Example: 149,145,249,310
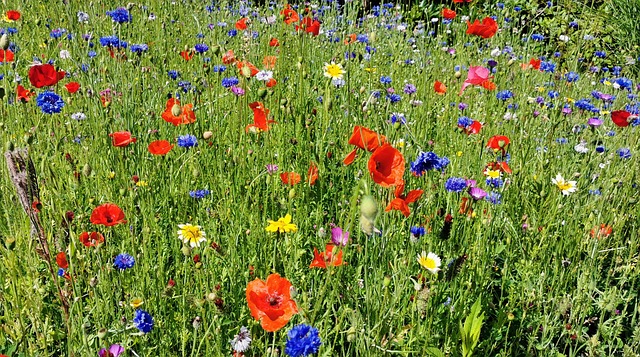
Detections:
1,0,640,356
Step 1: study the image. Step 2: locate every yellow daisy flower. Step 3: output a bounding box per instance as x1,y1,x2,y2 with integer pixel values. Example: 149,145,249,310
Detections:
323,62,345,80
265,214,297,233
178,224,207,247
417,251,441,274
551,173,577,196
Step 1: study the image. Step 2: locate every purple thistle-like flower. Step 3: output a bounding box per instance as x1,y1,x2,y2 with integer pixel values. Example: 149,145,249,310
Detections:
469,187,487,201
266,164,279,175
331,227,349,246
588,117,603,127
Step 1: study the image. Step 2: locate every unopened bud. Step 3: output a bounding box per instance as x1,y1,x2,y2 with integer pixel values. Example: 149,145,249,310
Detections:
0,34,9,50
171,103,182,117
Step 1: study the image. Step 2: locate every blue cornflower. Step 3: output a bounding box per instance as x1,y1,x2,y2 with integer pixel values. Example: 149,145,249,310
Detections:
50,28,66,39
565,72,579,82
213,65,227,73
228,29,238,37
445,177,468,193
403,83,416,95
36,91,64,114
595,145,606,153
539,61,556,73
168,70,180,80
594,50,606,58
485,192,502,204
514,6,522,11
133,309,154,334
178,81,192,93
485,177,504,188
589,189,601,196
99,36,126,48
106,8,132,23
57,268,66,277
114,253,135,270
548,90,559,99
555,138,568,144
77,11,90,23
496,90,514,101
389,113,406,125
129,44,148,54
457,116,474,128
380,76,392,85
221,77,239,88
285,324,321,357
410,226,425,238
531,34,545,41
386,93,401,103
569,21,578,29
194,43,209,53
497,3,505,9
177,135,198,148
614,78,633,90
189,189,210,199
411,152,449,176
617,148,632,159
88,51,97,58
356,34,368,43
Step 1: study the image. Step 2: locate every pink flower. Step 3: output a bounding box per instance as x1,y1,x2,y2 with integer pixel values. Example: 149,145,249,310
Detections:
460,66,492,95
331,226,349,246
99,344,124,357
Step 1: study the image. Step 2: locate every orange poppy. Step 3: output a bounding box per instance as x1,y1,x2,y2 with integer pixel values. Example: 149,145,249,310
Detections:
521,58,541,70
16,85,35,102
180,50,194,61
343,126,386,165
90,203,126,227
65,82,80,94
269,38,280,47
79,231,105,247
161,98,196,126
442,8,456,20
368,144,405,187
307,162,318,185
434,80,447,95
481,80,496,91
385,183,423,217
235,17,250,30
263,55,277,69
266,78,277,88
148,140,174,155
246,101,275,132
344,34,357,45
222,49,236,65
280,172,301,186
109,131,136,147
246,273,298,332
590,224,612,239
56,252,68,269
280,4,299,25
6,10,21,21
0,49,14,63
466,17,498,39
310,243,345,268
237,60,259,77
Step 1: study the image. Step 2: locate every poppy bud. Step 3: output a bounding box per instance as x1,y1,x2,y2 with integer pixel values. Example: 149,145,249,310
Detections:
97,328,107,339
119,188,126,196
4,237,15,250
206,292,217,301
171,103,182,117
257,87,267,98
288,188,296,199
280,98,288,106
360,215,375,235
203,131,213,140
0,34,9,51
181,246,191,256
454,71,462,78
90,276,98,287
508,59,515,66
241,65,252,78
210,45,220,55
360,195,378,221
82,163,92,177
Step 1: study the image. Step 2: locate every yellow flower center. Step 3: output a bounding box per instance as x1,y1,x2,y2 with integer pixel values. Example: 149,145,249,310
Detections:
557,181,573,191
181,226,202,242
325,64,344,78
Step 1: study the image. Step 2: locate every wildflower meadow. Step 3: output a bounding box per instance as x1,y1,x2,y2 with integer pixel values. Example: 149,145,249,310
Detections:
1,0,640,356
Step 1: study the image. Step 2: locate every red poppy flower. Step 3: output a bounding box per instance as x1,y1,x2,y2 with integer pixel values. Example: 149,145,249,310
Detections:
481,80,497,91
109,131,136,147
611,110,634,127
222,49,236,65
344,34,357,45
368,144,405,188
56,252,69,269
442,8,456,20
16,85,35,102
161,98,196,126
385,183,423,217
453,0,472,2
266,78,277,88
90,203,126,227
280,172,301,186
487,135,510,151
180,50,194,61
310,244,345,268
246,101,275,132
466,17,498,39
343,126,386,165
246,273,298,332
148,140,174,155
296,17,320,36
6,10,20,21
281,4,299,25
590,224,612,239
28,64,65,88
521,58,541,70
484,161,512,175
79,231,105,247
235,17,250,30
65,82,80,94
459,120,483,135
0,49,14,63
434,80,447,95
269,38,280,47
307,162,318,186
237,60,259,77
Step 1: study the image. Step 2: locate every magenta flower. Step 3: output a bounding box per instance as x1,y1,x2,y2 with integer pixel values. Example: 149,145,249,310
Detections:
99,344,124,357
469,187,487,201
588,117,603,127
331,226,349,246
